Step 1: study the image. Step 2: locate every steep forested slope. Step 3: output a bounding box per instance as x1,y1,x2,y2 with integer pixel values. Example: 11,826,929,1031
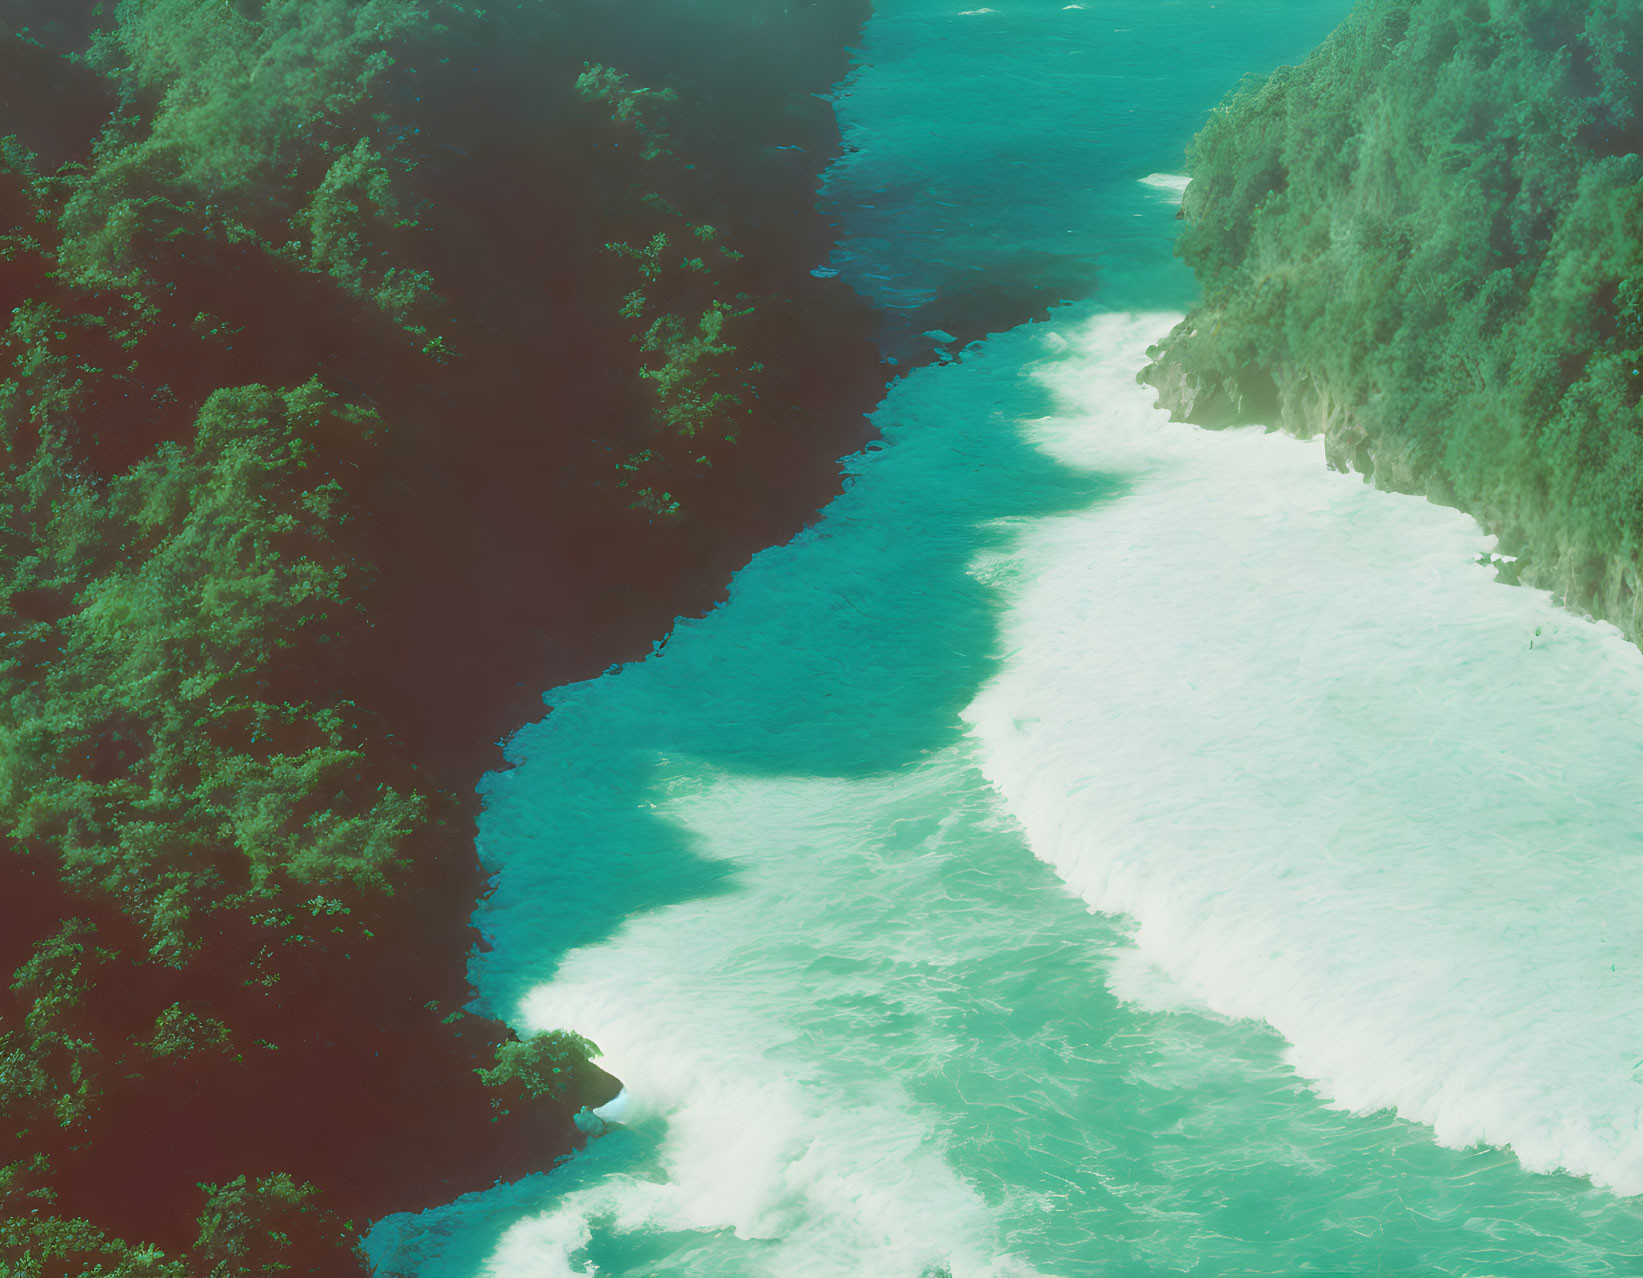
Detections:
0,2,878,1273
1142,0,1641,631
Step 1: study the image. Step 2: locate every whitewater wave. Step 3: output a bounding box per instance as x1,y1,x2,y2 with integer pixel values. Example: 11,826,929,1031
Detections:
966,311,1643,1196
370,308,1643,1278
1138,173,1189,199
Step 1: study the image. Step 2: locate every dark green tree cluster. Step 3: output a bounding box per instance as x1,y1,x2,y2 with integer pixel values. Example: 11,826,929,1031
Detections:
577,63,772,516
0,0,875,1272
1143,0,1642,631
0,78,605,1273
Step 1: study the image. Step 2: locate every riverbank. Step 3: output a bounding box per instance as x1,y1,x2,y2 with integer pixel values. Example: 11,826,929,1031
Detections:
1139,0,1642,642
0,2,882,1271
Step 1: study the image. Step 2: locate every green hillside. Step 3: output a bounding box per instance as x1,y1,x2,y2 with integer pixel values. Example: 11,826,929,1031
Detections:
0,1,876,1272
1143,0,1642,631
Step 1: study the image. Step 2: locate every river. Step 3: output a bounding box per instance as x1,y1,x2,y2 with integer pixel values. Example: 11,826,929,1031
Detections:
368,2,1643,1274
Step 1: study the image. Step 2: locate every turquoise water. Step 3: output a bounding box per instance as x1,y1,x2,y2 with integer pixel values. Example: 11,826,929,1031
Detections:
821,0,1347,320
369,3,1643,1275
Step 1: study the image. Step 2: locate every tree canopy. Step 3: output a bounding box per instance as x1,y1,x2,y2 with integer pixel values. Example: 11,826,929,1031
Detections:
1148,0,1642,630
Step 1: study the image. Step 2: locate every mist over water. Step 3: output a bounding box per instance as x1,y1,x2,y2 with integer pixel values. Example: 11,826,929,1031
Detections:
369,2,1643,1274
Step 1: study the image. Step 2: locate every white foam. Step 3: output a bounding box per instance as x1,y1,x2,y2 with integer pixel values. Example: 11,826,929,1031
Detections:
1103,939,1217,1016
1138,173,1189,198
483,767,1048,1278
590,1089,631,1123
966,311,1643,1195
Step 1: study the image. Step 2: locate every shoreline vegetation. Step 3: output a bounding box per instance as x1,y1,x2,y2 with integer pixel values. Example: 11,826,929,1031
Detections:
1142,0,1641,638
0,1,883,1272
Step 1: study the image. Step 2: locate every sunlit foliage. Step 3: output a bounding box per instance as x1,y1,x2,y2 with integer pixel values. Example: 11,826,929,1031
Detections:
63,0,436,326
1150,0,1642,626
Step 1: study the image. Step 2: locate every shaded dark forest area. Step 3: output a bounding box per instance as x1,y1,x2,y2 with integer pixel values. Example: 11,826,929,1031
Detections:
0,2,882,1272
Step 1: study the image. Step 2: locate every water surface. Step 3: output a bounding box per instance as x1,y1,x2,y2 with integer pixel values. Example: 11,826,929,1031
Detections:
369,2,1643,1274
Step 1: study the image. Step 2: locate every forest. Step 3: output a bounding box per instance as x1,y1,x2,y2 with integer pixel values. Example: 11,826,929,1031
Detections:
18,0,1640,1270
0,1,879,1272
1144,0,1642,633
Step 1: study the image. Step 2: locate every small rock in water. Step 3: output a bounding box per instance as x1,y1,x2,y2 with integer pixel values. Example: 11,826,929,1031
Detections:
572,1107,608,1136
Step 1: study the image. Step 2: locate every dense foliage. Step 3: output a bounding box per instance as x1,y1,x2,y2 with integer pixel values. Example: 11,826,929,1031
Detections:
0,0,875,1271
1144,0,1643,630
